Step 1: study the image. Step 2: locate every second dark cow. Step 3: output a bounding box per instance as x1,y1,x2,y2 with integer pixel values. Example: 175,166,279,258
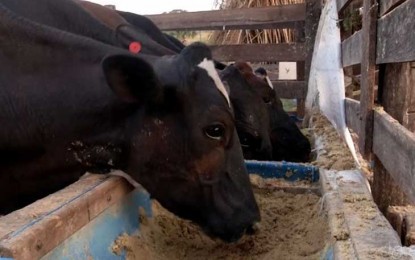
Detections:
235,62,311,162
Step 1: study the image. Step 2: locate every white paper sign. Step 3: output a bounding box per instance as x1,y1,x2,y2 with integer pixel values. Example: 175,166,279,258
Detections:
278,62,297,80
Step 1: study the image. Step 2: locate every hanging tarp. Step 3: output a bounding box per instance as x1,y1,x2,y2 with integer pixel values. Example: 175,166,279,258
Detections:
306,0,360,167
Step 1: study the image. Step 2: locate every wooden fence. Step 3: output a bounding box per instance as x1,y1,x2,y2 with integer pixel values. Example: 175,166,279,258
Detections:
339,0,415,241
146,0,321,117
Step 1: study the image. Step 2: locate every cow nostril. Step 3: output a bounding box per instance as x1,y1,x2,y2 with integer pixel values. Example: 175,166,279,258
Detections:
246,221,261,235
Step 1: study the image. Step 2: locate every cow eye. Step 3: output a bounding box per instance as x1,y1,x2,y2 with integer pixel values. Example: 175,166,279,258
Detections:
241,136,250,147
204,124,225,140
239,132,253,147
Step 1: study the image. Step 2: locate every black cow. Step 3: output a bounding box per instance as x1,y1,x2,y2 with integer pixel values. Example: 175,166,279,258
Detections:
0,3,260,242
236,63,311,162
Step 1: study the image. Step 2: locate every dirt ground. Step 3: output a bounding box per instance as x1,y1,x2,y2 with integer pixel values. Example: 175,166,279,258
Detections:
112,175,329,260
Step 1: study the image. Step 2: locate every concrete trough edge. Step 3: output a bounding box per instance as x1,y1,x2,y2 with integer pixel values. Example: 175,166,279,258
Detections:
319,169,415,259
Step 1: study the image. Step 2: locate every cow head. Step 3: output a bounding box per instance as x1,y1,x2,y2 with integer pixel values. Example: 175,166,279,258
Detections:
102,42,260,242
220,65,272,161
235,63,311,162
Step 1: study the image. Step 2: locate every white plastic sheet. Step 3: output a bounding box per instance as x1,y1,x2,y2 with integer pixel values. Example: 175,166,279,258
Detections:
306,0,360,167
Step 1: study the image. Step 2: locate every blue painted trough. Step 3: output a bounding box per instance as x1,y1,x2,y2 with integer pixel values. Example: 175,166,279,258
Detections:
245,160,319,182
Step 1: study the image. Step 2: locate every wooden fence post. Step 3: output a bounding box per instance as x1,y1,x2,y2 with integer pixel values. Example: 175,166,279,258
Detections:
303,0,322,118
358,0,378,159
380,62,415,132
373,62,415,213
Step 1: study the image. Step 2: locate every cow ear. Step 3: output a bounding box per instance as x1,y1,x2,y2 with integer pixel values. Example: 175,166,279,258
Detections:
102,54,162,103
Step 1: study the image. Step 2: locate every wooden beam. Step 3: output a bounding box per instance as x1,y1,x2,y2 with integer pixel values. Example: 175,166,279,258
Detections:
345,98,361,136
341,30,363,67
381,62,415,132
145,4,306,31
373,109,415,203
376,0,415,64
407,113,415,132
358,0,378,158
304,0,321,82
372,62,414,218
373,157,410,213
294,21,306,42
210,43,306,62
386,206,414,240
337,0,353,13
297,61,305,81
379,0,406,16
404,214,415,246
272,81,307,99
0,175,134,259
302,0,322,117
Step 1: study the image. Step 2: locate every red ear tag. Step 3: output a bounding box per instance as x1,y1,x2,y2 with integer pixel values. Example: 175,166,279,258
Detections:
129,41,142,53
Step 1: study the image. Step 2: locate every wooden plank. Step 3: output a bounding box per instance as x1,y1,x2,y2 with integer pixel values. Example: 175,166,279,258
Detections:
302,0,321,117
373,62,415,210
0,175,134,259
386,206,415,240
379,0,406,16
407,62,415,130
407,113,415,132
345,98,361,135
42,188,150,260
296,60,306,117
210,43,306,62
337,0,354,12
373,157,410,213
272,81,307,99
341,30,363,67
404,214,415,246
381,62,415,132
297,61,305,80
358,0,378,158
376,0,415,64
145,4,306,31
304,0,321,82
373,109,415,203
0,175,105,240
294,21,306,42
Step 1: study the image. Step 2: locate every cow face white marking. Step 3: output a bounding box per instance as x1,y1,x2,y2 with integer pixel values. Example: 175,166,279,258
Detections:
197,58,231,107
265,76,274,90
